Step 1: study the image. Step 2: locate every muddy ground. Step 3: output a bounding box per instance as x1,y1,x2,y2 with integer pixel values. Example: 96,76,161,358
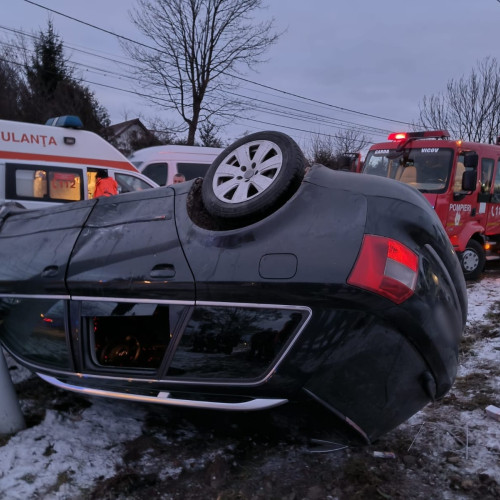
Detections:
2,270,500,500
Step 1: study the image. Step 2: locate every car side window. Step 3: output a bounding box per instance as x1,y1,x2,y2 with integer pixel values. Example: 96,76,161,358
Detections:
167,306,305,380
0,298,72,369
82,301,185,371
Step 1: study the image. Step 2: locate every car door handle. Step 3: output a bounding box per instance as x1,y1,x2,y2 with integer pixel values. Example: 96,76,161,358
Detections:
150,264,176,278
41,265,59,278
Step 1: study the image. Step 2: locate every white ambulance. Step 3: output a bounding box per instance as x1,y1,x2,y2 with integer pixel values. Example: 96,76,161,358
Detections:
129,144,223,186
0,116,159,210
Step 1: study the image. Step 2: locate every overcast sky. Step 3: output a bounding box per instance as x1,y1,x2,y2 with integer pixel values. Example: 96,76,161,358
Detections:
3,0,500,149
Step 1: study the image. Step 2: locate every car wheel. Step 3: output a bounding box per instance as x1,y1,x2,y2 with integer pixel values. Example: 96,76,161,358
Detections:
460,240,485,280
201,131,306,221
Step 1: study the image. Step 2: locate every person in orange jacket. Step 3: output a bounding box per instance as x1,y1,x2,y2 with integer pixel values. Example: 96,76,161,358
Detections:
94,169,118,198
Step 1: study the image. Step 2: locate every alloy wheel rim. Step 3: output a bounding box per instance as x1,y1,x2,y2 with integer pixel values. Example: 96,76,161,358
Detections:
212,140,283,203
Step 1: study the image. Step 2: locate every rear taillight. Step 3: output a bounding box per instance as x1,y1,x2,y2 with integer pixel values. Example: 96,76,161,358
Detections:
347,235,418,304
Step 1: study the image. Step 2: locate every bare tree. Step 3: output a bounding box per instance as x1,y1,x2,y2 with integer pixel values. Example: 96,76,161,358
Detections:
124,0,281,145
331,128,371,157
418,57,500,143
308,129,371,169
308,133,337,169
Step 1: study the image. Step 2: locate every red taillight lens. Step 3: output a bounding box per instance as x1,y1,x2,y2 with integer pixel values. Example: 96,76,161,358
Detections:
347,235,418,304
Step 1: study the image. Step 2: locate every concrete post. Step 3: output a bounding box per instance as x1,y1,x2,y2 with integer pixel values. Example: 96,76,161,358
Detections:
0,349,26,434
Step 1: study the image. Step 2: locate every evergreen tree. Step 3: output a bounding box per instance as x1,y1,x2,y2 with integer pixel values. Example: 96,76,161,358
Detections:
19,21,110,135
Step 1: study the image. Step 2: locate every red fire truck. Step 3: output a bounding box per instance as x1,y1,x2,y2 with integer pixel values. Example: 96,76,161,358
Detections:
362,130,500,279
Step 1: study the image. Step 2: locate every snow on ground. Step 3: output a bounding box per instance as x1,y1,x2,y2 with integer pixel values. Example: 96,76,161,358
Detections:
0,272,499,499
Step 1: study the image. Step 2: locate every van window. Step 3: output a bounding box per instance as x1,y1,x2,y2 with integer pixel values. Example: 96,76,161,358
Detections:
178,162,211,181
142,162,168,185
6,163,84,202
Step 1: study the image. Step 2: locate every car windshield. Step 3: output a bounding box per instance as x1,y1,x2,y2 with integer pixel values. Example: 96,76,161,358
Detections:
362,147,454,193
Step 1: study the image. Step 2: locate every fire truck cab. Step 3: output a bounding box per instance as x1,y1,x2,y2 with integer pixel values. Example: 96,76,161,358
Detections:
362,130,500,280
0,116,158,210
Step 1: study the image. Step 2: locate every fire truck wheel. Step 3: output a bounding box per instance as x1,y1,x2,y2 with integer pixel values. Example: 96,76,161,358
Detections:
460,240,485,280
201,131,306,222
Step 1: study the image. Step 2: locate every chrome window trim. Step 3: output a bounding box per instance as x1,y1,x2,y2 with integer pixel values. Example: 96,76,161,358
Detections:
3,298,311,388
0,295,194,306
73,296,195,306
0,294,70,300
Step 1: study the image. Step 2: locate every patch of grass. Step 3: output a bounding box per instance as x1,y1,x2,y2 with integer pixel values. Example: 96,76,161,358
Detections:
0,435,11,447
44,470,75,495
459,323,498,356
20,473,37,484
43,443,56,457
454,372,489,390
485,300,500,322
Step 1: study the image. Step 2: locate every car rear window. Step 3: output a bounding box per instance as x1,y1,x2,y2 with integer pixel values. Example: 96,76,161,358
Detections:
0,298,72,369
167,306,305,380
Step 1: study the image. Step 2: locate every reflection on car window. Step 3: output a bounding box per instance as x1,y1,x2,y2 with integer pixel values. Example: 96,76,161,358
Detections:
167,306,304,380
0,298,71,369
82,301,182,370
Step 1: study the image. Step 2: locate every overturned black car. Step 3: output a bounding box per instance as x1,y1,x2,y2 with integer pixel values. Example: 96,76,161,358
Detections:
0,132,467,442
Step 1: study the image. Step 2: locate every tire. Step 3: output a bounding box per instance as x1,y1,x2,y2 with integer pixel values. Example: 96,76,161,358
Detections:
201,131,306,221
460,239,485,280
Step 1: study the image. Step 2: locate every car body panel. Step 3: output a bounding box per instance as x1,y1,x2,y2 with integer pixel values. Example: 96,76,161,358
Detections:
66,187,195,302
0,201,96,295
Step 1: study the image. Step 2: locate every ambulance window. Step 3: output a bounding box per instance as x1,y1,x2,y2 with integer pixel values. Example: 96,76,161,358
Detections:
14,169,47,198
142,162,168,185
48,171,82,201
493,161,500,203
114,173,154,193
480,158,494,194
7,164,83,202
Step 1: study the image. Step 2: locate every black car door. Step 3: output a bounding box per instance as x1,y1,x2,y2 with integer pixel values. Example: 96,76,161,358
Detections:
66,188,195,302
0,201,96,296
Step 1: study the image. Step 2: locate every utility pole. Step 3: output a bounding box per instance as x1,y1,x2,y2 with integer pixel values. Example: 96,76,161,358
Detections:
0,349,26,434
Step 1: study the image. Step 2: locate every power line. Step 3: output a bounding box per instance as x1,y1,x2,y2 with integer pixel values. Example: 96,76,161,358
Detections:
0,34,392,139
23,0,413,127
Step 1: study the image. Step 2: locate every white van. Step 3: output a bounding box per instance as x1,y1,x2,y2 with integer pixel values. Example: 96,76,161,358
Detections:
0,116,158,210
129,144,223,186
